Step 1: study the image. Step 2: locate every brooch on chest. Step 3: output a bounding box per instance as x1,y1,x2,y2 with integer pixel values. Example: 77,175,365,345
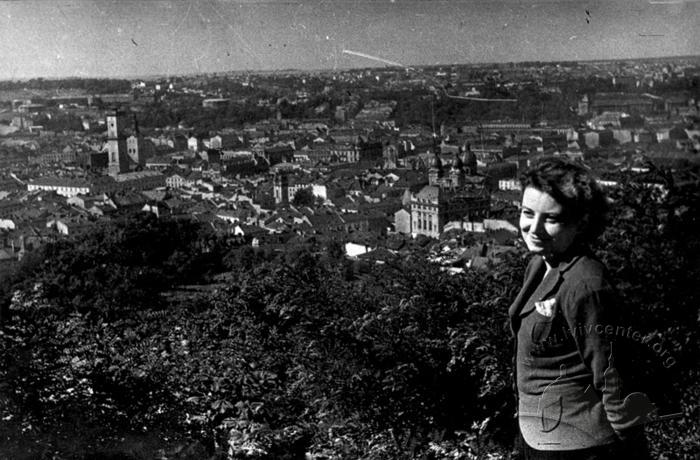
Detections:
534,298,557,317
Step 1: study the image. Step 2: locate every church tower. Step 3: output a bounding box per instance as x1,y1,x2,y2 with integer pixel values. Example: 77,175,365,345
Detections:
273,172,290,205
126,114,147,167
460,143,477,175
449,150,465,188
106,110,129,176
428,150,443,186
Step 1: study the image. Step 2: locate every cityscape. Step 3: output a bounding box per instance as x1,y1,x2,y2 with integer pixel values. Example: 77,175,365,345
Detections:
0,1,698,459
1,57,698,270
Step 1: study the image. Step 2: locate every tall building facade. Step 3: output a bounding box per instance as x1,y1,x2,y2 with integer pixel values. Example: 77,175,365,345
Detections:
106,110,129,176
410,185,444,238
126,134,151,167
273,172,290,205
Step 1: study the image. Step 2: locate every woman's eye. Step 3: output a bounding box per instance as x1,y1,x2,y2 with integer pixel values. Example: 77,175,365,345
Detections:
521,210,533,217
546,217,560,223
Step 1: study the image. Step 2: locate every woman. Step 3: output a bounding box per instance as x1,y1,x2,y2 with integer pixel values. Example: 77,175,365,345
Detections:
509,158,649,459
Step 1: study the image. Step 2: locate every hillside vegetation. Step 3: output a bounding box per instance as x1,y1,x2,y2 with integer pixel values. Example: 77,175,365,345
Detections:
0,177,698,459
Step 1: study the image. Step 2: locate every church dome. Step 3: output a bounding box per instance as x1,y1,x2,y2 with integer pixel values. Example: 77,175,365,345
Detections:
460,144,477,172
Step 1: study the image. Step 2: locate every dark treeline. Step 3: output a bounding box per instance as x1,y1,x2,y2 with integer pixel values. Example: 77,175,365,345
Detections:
0,78,132,94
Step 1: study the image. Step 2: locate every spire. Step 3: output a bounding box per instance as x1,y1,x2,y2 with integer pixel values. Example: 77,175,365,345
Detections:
460,143,477,175
429,149,443,172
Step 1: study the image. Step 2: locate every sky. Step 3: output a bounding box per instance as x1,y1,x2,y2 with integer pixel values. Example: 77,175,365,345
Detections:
0,0,698,80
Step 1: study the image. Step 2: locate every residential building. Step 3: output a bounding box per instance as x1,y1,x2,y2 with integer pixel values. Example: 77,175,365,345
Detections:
28,177,92,197
589,93,664,115
165,170,202,189
273,172,319,205
202,98,230,109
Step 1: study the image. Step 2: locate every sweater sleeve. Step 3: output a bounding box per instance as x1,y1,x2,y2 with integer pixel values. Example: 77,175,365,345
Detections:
511,255,543,395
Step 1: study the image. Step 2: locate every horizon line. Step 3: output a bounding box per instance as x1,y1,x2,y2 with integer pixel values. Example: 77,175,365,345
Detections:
2,53,699,83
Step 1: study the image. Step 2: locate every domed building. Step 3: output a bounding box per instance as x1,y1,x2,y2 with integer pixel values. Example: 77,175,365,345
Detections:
428,145,478,190
460,144,478,175
406,144,489,238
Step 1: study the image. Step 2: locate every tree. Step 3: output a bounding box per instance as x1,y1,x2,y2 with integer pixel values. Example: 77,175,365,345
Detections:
292,187,315,207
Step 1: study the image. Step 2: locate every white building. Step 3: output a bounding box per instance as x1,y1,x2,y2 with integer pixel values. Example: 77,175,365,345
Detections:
28,177,91,197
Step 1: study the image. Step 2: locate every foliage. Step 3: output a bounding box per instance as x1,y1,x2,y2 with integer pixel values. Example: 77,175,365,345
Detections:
35,113,85,132
0,78,132,94
391,86,579,129
0,174,698,458
291,187,315,208
2,213,222,316
596,176,700,457
0,229,523,458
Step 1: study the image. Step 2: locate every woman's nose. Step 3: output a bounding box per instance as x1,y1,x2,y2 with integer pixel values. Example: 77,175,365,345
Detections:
531,215,546,234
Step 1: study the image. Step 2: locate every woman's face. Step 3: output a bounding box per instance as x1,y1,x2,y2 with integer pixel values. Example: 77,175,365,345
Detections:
519,187,583,261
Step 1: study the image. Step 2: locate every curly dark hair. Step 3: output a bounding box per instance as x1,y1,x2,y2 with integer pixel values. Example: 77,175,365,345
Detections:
519,157,609,244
